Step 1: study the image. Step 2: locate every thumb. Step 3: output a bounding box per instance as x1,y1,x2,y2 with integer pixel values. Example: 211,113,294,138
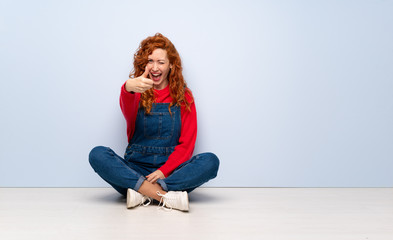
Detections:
142,64,151,78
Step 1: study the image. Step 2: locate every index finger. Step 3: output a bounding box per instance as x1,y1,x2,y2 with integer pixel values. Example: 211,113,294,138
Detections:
146,175,153,182
141,78,154,85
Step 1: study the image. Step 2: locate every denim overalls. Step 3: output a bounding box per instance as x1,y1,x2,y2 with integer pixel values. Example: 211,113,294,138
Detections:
125,103,181,170
89,103,219,197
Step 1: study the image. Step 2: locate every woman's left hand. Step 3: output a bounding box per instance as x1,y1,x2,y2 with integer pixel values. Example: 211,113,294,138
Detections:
146,170,165,183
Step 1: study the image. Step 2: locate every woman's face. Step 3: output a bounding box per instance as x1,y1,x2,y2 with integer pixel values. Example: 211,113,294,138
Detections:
147,48,172,90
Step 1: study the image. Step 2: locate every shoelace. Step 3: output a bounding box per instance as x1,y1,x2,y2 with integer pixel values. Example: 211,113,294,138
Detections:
156,191,173,211
140,196,152,207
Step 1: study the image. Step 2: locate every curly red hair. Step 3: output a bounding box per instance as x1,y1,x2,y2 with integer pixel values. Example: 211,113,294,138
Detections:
129,33,193,114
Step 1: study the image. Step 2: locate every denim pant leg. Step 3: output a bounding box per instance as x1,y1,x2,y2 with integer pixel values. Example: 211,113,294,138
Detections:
88,146,146,196
160,152,220,193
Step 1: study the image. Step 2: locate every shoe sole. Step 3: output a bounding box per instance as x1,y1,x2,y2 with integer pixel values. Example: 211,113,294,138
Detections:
182,191,189,212
126,188,135,209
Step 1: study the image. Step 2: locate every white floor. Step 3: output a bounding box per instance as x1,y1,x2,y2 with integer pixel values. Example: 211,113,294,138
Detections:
0,188,392,240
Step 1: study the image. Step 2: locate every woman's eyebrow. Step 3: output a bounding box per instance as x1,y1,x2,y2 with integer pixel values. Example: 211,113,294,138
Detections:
148,58,166,61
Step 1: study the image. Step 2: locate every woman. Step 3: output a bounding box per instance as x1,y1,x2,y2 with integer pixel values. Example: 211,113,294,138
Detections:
89,33,219,212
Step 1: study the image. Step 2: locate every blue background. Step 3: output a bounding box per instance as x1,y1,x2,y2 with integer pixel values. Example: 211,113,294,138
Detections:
1,0,392,187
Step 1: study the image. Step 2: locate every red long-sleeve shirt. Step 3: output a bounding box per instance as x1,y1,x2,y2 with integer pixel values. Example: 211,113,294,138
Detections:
119,82,197,177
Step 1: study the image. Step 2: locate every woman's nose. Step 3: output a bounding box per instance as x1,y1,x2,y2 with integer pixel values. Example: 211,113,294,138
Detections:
152,63,159,71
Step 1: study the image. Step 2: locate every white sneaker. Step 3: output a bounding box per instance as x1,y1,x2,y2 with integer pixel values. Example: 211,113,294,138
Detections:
126,188,152,209
156,191,189,212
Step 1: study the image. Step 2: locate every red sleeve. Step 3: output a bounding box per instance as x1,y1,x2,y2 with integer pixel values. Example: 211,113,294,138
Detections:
119,81,140,142
158,92,197,177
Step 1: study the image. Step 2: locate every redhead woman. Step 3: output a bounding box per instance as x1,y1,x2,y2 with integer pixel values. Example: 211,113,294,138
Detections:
88,33,219,212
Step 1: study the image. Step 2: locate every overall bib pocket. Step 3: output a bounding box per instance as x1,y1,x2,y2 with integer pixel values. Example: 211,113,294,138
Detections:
143,111,175,139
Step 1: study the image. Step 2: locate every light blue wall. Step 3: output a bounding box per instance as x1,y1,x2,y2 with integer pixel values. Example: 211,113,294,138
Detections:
1,0,392,187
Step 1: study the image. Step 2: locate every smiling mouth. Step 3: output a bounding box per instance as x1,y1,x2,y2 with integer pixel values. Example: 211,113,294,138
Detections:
151,73,162,81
